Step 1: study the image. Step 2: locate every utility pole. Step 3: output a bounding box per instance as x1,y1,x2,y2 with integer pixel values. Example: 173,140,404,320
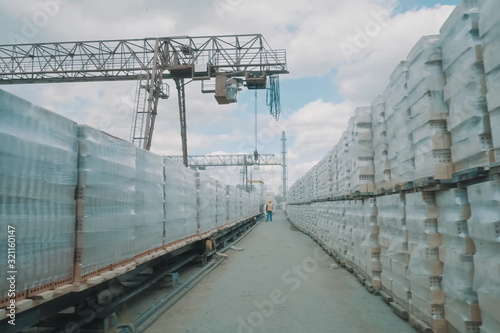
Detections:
281,131,287,203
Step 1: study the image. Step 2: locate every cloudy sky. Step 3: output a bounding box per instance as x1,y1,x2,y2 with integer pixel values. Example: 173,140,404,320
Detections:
0,0,458,193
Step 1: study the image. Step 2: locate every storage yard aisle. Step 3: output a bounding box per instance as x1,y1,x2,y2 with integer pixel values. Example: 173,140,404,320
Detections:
147,211,414,333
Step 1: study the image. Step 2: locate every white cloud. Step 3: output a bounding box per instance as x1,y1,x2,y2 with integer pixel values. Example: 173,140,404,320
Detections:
286,99,356,158
334,5,456,104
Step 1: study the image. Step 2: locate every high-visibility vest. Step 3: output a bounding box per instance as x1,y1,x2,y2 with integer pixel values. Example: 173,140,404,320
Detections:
266,203,273,211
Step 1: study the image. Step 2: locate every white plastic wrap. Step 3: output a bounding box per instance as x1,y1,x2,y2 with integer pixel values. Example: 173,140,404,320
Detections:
76,125,136,276
0,89,77,297
197,172,217,234
440,0,481,72
468,180,500,332
215,180,227,227
163,158,197,244
227,185,239,223
134,147,164,254
407,35,444,97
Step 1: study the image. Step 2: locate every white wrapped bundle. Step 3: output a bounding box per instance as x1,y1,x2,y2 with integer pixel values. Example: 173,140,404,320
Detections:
215,180,227,227
134,148,164,254
0,90,77,298
371,95,391,189
479,0,500,154
227,185,239,223
163,158,197,244
350,107,375,193
76,125,136,276
440,0,493,171
197,172,217,234
384,62,414,183
468,180,500,333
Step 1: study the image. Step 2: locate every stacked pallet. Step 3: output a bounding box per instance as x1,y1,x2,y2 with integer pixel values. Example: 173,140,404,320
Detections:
377,193,411,311
197,172,217,234
407,35,453,180
226,185,239,223
331,201,346,256
316,153,333,200
406,192,446,331
135,148,164,254
359,198,382,289
0,91,77,305
336,131,351,196
75,125,138,282
344,200,361,266
468,181,500,333
436,188,480,333
479,0,500,162
215,180,228,227
441,0,493,173
350,107,375,194
164,158,198,244
371,95,392,190
385,61,415,184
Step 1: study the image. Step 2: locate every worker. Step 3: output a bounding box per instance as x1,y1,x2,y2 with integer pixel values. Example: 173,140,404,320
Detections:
265,200,273,222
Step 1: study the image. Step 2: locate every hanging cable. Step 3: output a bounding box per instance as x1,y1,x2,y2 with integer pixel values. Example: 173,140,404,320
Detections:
266,74,281,120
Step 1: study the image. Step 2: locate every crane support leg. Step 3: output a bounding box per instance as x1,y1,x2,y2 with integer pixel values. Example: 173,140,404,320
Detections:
175,77,188,167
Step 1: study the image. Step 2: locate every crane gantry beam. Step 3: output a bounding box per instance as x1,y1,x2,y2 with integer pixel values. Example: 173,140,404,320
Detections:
0,34,288,160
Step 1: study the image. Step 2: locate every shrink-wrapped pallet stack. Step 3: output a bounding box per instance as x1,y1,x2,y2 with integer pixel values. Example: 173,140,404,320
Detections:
164,158,198,244
479,0,500,162
0,91,77,303
215,180,228,227
377,193,411,311
75,125,137,279
468,181,500,333
358,198,382,288
337,131,351,196
346,200,364,267
385,61,415,184
135,148,164,254
332,201,347,257
371,96,392,190
226,185,239,223
441,0,493,172
286,2,500,331
349,107,375,194
407,35,454,180
405,192,446,330
197,172,217,234
436,188,480,333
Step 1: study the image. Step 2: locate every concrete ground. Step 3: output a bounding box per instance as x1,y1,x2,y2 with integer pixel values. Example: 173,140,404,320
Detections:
146,211,415,333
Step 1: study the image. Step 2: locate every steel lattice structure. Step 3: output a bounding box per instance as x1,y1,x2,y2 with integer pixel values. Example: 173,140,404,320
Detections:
0,34,288,161
0,35,287,83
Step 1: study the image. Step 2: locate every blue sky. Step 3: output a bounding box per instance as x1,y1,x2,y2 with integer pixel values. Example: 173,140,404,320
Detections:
0,0,460,192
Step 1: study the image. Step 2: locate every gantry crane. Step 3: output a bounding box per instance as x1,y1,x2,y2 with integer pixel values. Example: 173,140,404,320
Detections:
0,35,288,166
165,153,282,191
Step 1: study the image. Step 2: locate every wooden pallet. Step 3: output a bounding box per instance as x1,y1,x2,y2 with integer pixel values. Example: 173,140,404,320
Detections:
1,276,75,313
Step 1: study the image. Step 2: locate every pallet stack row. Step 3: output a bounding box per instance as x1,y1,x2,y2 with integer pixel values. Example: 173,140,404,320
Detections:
287,2,500,331
0,89,264,312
